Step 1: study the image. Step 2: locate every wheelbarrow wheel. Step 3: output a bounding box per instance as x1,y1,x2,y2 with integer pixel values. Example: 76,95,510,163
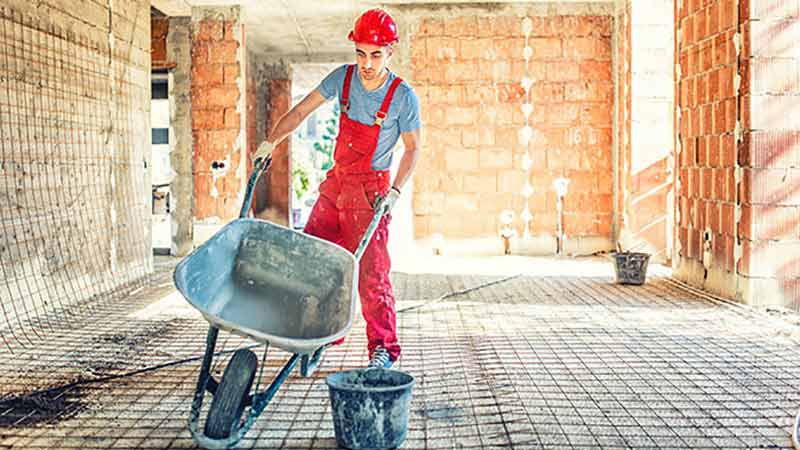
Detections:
204,348,258,439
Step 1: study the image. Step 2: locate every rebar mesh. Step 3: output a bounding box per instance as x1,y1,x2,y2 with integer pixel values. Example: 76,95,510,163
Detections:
0,2,152,351
1,260,798,449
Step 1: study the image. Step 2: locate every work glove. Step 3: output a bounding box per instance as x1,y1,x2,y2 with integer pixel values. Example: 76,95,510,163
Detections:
253,141,274,163
374,186,401,215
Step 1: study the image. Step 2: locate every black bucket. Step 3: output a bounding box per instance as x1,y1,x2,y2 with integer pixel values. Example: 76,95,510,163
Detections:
326,369,415,450
612,252,650,285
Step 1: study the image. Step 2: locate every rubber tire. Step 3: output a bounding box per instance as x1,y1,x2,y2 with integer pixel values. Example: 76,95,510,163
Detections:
204,349,258,439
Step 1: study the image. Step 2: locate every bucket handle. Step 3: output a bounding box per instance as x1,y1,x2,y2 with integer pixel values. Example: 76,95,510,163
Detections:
239,156,272,219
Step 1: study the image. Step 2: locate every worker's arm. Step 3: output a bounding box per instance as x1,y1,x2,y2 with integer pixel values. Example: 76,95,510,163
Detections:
254,89,327,160
391,129,421,191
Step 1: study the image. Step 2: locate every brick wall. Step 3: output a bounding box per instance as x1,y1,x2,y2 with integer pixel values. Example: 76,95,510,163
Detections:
738,1,800,309
191,9,245,225
410,14,614,241
0,0,152,338
675,0,740,294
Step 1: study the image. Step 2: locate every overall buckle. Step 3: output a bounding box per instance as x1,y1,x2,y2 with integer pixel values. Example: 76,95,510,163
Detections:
373,111,387,127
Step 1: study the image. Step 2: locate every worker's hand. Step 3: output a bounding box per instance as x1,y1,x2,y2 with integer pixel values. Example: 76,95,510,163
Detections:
253,141,274,163
374,186,401,215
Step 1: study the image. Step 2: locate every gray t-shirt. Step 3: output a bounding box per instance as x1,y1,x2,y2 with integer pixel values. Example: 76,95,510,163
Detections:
318,64,421,170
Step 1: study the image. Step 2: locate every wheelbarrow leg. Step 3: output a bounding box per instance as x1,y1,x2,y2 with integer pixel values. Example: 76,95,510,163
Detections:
188,326,219,432
300,345,327,377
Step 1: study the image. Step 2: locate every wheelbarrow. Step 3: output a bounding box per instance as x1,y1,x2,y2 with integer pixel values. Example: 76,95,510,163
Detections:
173,155,388,449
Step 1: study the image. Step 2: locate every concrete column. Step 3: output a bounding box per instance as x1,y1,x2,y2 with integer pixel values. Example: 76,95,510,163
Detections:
190,6,247,245
167,17,194,256
617,0,674,263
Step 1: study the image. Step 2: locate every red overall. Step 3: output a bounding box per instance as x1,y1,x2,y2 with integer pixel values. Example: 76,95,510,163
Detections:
303,65,403,361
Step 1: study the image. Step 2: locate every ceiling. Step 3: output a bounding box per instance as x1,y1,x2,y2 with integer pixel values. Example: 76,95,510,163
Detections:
151,0,615,61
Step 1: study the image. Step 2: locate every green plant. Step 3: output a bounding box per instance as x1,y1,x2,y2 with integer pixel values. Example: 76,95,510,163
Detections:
292,162,311,202
312,103,339,170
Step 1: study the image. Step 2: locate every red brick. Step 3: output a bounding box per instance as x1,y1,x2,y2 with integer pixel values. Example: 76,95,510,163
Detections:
223,64,240,83
708,135,721,167
580,104,612,125
547,104,580,125
493,16,521,38
546,61,580,82
494,37,525,59
224,108,240,128
496,84,525,102
708,2,720,35
530,38,563,59
428,85,459,105
532,83,565,103
192,64,224,86
564,37,602,60
580,60,611,80
208,41,239,64
727,168,737,202
444,106,479,126
223,21,238,41
206,85,240,107
191,42,209,64
192,108,225,130
206,129,240,152
444,61,478,83
460,38,492,60
444,16,479,37
197,20,223,41
418,18,444,36
427,37,458,60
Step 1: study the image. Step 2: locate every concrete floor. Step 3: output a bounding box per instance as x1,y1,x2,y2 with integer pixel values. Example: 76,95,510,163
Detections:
1,256,800,449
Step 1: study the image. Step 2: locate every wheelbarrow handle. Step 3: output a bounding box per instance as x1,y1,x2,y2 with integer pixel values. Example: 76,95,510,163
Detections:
239,156,272,219
353,204,388,262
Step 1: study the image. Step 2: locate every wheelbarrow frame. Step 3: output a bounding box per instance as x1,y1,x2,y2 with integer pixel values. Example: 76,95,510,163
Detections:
177,156,389,449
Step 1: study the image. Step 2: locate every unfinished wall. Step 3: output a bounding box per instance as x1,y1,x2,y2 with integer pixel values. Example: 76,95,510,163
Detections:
190,6,247,244
0,0,152,339
675,0,741,298
674,0,800,310
738,1,800,309
391,4,615,254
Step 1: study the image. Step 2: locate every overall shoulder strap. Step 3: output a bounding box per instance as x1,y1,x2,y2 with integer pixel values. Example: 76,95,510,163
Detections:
374,77,403,127
341,65,355,113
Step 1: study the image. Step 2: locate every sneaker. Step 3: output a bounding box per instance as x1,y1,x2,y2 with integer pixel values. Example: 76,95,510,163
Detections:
367,347,393,369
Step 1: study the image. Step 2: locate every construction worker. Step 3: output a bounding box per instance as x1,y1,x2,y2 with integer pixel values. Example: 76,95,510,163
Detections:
253,9,421,369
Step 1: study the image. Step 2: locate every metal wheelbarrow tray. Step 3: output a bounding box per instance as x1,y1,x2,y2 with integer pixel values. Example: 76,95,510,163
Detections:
175,217,357,354
173,156,386,449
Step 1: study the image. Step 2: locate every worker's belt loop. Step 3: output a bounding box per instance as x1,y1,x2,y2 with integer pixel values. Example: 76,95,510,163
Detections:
373,111,387,127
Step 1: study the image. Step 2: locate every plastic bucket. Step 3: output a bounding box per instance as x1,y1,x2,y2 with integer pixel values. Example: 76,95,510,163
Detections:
612,252,650,285
326,369,415,450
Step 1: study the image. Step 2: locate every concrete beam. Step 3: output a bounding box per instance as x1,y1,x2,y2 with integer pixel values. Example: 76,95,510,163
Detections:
152,0,191,17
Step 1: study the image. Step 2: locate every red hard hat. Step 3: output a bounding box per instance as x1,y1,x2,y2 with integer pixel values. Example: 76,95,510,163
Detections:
348,9,399,46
